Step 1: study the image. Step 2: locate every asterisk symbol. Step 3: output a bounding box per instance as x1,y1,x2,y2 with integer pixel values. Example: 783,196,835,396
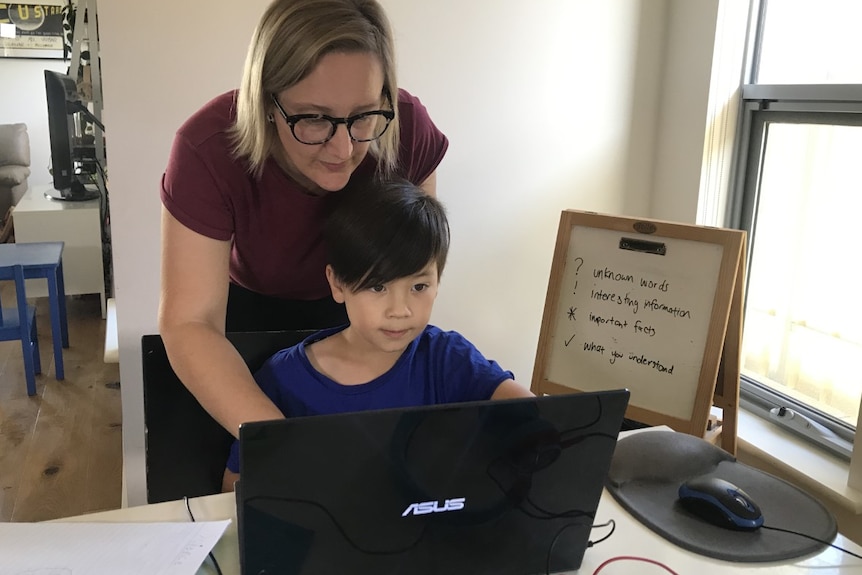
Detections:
567,307,577,321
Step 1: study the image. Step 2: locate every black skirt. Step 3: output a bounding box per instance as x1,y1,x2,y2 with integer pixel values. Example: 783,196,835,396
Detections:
225,282,348,333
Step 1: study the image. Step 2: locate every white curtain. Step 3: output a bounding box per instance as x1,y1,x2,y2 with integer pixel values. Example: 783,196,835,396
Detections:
742,123,862,424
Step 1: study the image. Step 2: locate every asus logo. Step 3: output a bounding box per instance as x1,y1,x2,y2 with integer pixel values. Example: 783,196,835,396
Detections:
401,498,466,517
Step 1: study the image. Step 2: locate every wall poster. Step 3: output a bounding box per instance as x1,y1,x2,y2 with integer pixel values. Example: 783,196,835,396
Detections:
0,2,68,59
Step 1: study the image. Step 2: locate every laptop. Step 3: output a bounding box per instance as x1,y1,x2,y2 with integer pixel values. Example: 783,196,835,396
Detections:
237,389,630,575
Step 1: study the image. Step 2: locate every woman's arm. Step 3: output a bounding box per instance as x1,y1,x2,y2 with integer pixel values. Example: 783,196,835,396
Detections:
491,379,535,400
159,207,284,438
419,170,437,197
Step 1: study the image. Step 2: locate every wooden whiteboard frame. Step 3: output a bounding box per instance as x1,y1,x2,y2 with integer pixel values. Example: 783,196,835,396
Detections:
531,210,746,453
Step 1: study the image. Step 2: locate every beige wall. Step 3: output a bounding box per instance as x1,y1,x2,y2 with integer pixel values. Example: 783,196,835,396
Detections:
0,58,69,188
99,0,721,506
98,0,270,505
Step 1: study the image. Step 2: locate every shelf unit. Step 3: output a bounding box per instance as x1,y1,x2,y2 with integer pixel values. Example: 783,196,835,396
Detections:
66,0,113,299
13,184,106,317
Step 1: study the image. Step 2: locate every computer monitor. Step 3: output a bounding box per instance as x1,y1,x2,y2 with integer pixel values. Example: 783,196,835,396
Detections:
44,69,102,201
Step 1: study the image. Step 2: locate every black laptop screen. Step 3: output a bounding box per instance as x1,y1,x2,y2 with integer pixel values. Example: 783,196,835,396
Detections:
238,389,629,575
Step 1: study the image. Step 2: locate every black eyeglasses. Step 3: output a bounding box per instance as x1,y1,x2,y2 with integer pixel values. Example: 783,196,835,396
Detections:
271,93,395,145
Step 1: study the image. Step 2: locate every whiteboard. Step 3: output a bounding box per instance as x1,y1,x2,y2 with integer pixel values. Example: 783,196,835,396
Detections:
533,211,745,432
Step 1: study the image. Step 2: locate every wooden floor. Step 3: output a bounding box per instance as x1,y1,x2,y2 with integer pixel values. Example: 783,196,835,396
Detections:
0,282,121,522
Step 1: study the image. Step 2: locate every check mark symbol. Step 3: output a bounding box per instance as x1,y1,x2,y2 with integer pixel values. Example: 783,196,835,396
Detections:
564,334,576,347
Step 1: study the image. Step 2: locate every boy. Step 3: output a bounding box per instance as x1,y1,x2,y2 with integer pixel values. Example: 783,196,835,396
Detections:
223,180,532,490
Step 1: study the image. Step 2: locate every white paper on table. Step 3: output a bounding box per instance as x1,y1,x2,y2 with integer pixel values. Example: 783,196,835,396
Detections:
0,520,230,575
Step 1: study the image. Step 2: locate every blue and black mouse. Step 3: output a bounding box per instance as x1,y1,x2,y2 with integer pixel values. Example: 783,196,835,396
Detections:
678,476,764,531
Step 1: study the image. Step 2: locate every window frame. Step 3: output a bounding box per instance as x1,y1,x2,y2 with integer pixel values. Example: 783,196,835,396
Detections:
728,83,862,457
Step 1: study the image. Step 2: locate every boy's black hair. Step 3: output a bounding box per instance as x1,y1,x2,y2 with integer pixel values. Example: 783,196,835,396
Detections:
325,178,450,292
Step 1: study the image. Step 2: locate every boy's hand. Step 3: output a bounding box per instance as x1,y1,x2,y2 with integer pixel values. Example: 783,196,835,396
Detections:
222,468,240,492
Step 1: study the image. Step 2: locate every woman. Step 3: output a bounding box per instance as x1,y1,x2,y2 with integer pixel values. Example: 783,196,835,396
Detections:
159,0,448,438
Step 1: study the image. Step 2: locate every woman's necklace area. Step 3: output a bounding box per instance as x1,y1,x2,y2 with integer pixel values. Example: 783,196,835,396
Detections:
275,151,328,197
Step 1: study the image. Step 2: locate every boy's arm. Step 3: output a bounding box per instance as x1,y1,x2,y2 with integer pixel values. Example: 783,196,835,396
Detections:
223,468,239,492
218,342,313,492
222,438,241,492
491,379,535,399
220,354,288,493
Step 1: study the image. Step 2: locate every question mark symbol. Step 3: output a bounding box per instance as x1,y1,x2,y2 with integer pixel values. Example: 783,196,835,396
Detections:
573,257,584,294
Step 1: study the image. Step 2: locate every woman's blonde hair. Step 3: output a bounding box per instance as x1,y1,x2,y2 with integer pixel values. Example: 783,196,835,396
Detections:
230,0,399,180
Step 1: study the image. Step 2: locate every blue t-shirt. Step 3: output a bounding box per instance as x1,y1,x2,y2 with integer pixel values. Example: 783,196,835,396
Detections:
226,324,514,472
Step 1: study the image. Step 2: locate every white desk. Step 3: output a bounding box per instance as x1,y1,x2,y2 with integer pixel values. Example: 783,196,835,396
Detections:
12,184,106,317
57,489,862,574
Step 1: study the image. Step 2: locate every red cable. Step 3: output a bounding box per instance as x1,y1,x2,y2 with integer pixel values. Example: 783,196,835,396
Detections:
593,555,680,575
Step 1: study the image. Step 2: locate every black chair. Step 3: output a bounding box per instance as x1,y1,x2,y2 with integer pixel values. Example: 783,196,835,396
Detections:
141,330,313,504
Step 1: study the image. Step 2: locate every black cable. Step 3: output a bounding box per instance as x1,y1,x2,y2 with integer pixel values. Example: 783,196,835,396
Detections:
183,496,225,575
762,525,862,560
545,522,580,575
244,494,429,555
545,519,616,575
486,429,618,521
522,495,595,521
587,519,615,547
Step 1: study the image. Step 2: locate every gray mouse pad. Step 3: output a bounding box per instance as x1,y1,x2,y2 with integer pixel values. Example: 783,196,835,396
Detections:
605,431,837,562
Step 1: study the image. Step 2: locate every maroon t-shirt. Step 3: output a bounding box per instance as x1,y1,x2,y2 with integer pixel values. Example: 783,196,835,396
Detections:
161,89,448,300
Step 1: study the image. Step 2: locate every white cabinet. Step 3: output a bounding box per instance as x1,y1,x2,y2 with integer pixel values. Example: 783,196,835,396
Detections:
12,184,106,316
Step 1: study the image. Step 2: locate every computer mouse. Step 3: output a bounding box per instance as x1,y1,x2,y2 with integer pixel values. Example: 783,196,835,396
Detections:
677,476,763,531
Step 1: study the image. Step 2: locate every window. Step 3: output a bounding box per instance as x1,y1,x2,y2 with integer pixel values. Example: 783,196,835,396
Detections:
755,0,862,84
730,0,862,457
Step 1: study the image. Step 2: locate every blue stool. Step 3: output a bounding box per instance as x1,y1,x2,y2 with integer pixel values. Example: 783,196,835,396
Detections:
0,242,68,394
0,265,42,395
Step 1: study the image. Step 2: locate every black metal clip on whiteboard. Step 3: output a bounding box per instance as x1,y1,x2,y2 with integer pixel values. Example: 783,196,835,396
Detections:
619,237,667,255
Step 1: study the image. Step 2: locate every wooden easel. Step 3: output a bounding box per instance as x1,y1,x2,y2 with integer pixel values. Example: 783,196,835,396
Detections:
707,244,746,454
531,210,747,455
